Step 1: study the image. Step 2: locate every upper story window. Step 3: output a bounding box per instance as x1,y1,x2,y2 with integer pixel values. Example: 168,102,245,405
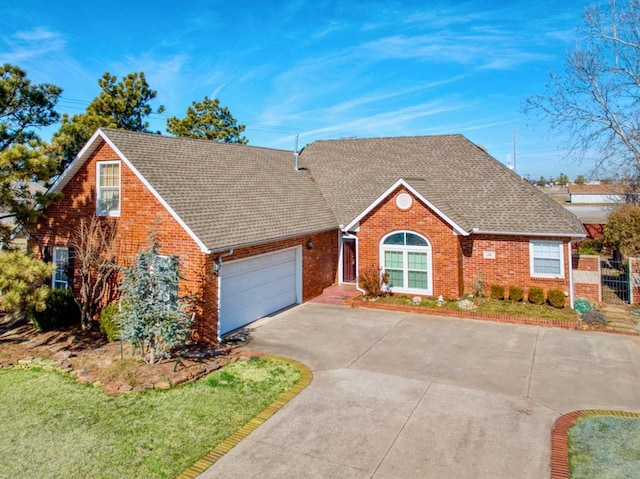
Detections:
529,240,564,278
97,161,120,216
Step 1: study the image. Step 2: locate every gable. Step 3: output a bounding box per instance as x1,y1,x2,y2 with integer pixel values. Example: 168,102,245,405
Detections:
346,179,467,235
301,135,586,238
52,129,338,252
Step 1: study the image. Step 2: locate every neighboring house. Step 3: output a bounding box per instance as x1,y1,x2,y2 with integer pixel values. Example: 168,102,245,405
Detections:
31,129,585,344
568,184,637,204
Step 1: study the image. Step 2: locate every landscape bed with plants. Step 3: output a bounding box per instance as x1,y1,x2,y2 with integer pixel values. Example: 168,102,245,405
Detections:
356,267,612,327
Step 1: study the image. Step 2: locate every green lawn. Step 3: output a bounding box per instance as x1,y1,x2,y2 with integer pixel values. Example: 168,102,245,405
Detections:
0,357,300,479
372,294,579,322
569,416,640,478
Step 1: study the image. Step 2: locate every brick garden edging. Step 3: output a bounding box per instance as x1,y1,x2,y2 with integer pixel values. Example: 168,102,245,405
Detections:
176,354,313,479
348,298,640,337
551,410,640,479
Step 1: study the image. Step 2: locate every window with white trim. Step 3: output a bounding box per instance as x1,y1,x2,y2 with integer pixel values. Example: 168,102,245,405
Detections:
52,247,69,290
380,231,432,294
96,161,120,216
529,240,564,278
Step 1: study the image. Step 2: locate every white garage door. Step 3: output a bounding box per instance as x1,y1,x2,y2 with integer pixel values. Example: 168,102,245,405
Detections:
219,247,301,336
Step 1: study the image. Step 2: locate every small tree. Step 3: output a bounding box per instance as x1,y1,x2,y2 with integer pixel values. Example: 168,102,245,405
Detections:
117,235,193,365
603,203,640,256
69,216,118,330
574,175,586,185
0,251,54,323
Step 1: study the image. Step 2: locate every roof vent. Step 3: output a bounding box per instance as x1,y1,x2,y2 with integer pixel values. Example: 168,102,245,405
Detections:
294,134,300,171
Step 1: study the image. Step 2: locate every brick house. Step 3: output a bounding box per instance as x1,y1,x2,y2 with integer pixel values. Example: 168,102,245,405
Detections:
31,129,585,343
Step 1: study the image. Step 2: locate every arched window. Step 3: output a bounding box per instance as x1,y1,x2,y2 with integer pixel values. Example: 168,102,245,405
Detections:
380,231,432,294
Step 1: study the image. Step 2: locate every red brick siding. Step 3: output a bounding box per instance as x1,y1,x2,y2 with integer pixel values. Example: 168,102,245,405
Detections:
31,140,339,344
355,187,572,303
462,235,571,303
357,187,462,298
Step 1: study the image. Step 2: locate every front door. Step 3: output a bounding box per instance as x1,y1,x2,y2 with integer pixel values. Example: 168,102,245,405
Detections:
343,238,356,283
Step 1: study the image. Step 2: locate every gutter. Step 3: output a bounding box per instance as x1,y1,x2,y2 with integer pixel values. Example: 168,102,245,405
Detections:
470,228,586,239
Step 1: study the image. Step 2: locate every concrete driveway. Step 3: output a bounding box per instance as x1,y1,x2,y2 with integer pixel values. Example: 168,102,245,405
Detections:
198,303,640,478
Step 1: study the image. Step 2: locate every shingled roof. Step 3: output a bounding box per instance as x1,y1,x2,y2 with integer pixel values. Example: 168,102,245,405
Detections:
300,135,585,237
59,129,338,252
55,130,585,250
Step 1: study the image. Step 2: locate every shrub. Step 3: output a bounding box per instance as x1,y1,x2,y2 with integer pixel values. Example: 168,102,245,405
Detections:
490,284,505,300
508,285,524,302
99,303,120,342
528,287,545,305
581,310,607,326
546,289,566,308
472,277,485,297
32,289,80,330
578,239,603,255
359,266,389,298
0,251,55,322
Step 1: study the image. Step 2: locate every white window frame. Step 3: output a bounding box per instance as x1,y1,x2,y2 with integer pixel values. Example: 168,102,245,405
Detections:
529,240,564,279
52,246,69,290
379,231,432,295
96,161,121,217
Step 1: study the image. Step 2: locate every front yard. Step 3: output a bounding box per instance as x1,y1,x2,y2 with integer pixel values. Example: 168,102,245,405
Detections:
0,357,299,478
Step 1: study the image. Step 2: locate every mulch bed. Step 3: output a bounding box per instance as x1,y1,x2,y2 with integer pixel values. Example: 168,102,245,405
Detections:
0,315,246,395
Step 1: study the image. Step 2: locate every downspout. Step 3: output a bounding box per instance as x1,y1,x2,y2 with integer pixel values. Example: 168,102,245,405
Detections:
568,241,575,309
214,249,234,343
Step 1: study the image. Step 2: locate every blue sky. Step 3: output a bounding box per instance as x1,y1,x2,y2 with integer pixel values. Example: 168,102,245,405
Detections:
1,0,594,180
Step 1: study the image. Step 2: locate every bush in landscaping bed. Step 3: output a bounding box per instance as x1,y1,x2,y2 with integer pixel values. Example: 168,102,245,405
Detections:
99,303,120,342
581,310,607,326
546,289,566,308
508,285,524,302
32,288,80,330
359,266,389,298
490,284,505,300
528,287,545,305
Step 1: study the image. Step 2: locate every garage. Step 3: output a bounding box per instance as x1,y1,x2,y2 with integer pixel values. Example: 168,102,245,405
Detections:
218,247,302,336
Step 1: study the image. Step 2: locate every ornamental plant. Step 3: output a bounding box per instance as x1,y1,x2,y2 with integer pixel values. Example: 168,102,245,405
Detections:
117,235,193,364
528,286,545,305
508,285,524,302
546,289,566,308
490,284,505,300
0,251,55,323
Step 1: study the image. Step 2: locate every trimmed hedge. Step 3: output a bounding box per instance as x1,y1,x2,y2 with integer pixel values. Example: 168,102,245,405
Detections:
490,285,505,300
547,289,566,309
508,285,524,302
528,286,545,305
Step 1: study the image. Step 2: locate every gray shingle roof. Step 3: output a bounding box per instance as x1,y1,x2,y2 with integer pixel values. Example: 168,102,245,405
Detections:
99,129,338,251
300,135,585,236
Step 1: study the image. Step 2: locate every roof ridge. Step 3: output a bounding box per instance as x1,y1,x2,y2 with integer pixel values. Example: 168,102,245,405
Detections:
99,128,292,154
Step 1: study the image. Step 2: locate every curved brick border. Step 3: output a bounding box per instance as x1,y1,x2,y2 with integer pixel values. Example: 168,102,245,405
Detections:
348,298,640,337
176,354,313,479
551,410,640,478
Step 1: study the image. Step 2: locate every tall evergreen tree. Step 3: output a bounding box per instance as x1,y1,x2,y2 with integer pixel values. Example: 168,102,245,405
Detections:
0,64,62,247
53,71,164,172
166,96,247,144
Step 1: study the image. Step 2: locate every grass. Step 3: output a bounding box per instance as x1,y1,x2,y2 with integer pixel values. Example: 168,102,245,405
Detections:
371,294,579,322
569,416,640,478
0,357,300,479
